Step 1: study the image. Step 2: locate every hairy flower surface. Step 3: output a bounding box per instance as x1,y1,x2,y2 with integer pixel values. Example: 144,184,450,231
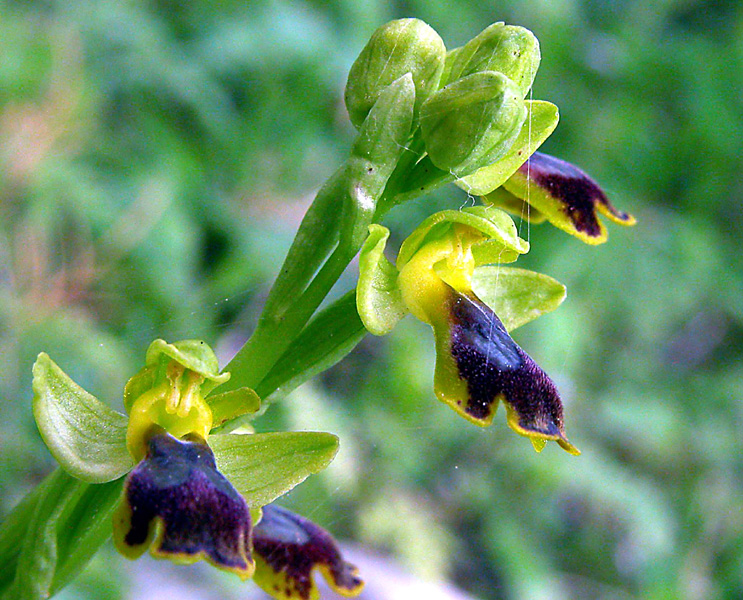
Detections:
487,151,636,244
114,431,255,578
253,504,364,600
439,286,577,453
357,207,577,453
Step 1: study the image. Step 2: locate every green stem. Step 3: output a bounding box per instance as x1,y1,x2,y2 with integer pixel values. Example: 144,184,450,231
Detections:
222,245,352,393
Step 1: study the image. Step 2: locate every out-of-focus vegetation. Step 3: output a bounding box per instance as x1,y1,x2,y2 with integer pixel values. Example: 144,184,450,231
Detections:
1,1,742,599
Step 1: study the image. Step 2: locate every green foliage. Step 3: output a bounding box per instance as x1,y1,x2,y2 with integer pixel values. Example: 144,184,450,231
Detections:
257,291,366,401
1,1,742,599
0,470,122,600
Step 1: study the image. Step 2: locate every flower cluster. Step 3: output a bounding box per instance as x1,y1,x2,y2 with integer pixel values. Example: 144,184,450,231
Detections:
32,340,363,600
349,19,635,454
3,16,637,600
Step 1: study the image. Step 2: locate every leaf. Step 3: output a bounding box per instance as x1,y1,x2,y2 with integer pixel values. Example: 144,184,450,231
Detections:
210,431,339,509
32,353,134,483
256,291,366,401
259,169,346,323
357,225,408,336
471,266,566,331
0,481,43,594
50,477,123,594
456,100,559,196
0,468,122,600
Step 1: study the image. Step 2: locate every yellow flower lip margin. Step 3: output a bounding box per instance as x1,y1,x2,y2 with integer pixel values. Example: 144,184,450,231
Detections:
357,206,577,454
252,504,364,600
113,431,256,580
491,151,636,245
430,285,579,455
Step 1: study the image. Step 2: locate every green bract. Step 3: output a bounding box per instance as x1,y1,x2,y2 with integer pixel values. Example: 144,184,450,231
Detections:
345,18,445,128
341,73,416,249
443,22,540,96
420,71,526,177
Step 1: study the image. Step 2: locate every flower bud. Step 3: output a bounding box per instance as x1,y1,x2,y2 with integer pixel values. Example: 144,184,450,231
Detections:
444,22,540,96
345,18,446,128
420,71,526,177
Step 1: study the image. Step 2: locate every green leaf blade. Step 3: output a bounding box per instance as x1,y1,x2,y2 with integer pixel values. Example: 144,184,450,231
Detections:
256,291,366,402
32,353,134,484
0,469,122,600
211,431,339,508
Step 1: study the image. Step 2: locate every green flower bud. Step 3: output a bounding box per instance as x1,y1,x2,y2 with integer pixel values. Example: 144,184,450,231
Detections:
345,18,446,128
443,22,540,96
420,71,526,177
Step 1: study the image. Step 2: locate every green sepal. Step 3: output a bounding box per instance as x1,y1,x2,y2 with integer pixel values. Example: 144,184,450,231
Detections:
207,387,261,428
32,353,133,484
210,431,339,508
456,100,559,196
420,70,526,177
357,225,407,336
145,339,229,395
471,266,566,332
256,291,366,403
443,22,541,96
0,468,122,600
397,205,528,270
345,18,445,128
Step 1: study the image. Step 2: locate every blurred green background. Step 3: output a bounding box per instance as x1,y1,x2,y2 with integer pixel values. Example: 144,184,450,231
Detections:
1,0,742,599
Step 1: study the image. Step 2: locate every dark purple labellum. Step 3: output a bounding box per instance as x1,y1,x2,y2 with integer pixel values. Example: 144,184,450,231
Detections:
447,288,576,452
253,504,363,600
518,151,634,237
116,432,254,577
